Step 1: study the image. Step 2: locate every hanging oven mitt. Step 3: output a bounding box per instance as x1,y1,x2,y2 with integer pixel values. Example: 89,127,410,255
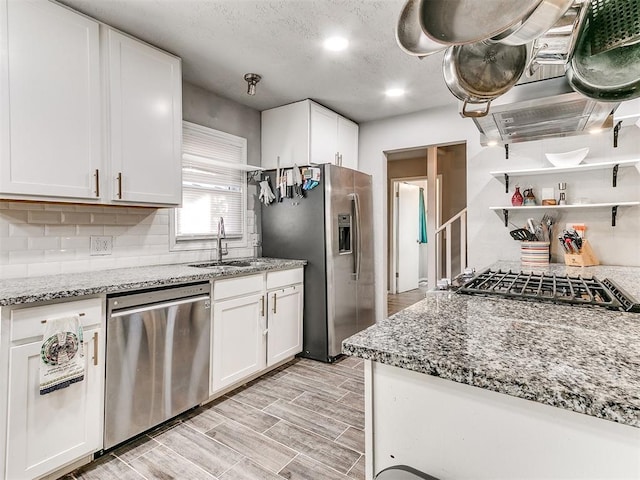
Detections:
259,179,276,205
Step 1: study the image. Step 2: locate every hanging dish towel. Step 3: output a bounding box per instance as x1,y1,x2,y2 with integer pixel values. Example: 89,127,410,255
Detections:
418,187,428,243
39,316,84,395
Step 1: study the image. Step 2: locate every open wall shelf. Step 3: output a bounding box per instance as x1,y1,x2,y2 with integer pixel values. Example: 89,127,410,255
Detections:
490,159,640,192
490,202,640,227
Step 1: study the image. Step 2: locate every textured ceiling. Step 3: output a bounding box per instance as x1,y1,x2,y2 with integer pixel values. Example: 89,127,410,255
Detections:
56,0,455,123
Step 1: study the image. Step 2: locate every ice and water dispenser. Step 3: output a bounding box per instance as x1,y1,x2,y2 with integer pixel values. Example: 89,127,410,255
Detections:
338,213,352,254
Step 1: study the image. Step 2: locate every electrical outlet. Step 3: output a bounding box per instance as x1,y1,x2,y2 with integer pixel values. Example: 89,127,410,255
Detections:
90,236,113,256
252,235,261,247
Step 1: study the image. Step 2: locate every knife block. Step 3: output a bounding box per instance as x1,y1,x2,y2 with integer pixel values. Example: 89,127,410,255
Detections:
564,240,599,267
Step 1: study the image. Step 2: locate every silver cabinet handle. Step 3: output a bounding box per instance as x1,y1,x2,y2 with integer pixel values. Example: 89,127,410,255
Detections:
116,172,122,199
94,169,100,197
41,312,85,324
272,293,277,314
92,332,98,366
260,295,265,317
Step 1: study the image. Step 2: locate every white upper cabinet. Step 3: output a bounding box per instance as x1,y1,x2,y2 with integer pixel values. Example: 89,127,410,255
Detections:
106,29,182,205
0,0,102,200
336,114,359,170
309,102,339,164
261,99,359,170
0,0,182,206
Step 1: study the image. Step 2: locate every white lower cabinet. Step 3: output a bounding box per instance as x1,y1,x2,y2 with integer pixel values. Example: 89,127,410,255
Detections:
210,268,303,395
211,292,266,393
3,298,104,480
267,284,303,367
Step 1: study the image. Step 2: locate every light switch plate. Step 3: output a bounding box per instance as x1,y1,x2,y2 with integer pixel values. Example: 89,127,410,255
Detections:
90,236,113,256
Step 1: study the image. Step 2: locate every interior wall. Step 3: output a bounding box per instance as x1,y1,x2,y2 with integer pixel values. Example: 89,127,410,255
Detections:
358,103,640,323
437,143,467,276
0,82,261,279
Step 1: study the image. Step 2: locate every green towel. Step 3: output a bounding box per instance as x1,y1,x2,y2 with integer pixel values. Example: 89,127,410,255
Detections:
418,188,428,244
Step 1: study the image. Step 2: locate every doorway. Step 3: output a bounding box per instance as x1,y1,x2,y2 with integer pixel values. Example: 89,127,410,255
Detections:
386,143,467,317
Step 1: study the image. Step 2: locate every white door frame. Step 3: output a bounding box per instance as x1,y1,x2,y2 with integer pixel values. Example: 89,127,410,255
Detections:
390,177,427,294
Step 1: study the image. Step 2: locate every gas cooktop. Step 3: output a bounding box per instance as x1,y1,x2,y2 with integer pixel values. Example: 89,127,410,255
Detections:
457,268,640,313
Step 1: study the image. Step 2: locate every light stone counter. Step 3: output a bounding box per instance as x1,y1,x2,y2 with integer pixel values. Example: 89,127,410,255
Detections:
0,258,305,306
343,262,640,428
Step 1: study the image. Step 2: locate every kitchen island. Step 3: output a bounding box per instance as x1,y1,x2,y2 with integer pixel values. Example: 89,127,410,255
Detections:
343,262,640,480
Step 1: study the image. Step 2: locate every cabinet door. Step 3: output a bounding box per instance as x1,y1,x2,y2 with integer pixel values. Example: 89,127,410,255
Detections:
267,284,303,367
337,116,359,170
211,293,266,393
107,29,182,205
0,0,101,200
260,100,310,169
310,102,339,165
5,327,103,480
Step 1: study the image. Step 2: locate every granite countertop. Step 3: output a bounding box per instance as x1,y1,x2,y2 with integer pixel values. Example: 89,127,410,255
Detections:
0,258,306,306
343,262,640,428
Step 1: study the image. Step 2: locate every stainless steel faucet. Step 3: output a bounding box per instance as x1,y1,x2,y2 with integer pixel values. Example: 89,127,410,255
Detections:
216,216,228,262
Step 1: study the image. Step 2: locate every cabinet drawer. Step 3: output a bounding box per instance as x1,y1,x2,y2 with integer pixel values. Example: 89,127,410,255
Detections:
214,274,264,301
11,298,103,342
267,268,304,290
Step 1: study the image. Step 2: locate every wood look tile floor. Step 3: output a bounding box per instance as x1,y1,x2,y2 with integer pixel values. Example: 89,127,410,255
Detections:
387,285,429,316
61,357,365,480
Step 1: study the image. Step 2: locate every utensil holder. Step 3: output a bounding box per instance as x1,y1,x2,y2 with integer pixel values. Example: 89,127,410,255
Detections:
564,240,599,266
521,241,550,267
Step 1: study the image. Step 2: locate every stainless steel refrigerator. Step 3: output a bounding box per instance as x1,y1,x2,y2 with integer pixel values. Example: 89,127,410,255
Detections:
261,164,375,362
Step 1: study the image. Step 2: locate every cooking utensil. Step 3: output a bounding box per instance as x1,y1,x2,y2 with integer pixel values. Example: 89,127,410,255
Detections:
442,40,528,117
419,0,541,45
566,0,640,102
524,1,585,74
510,228,537,241
587,0,640,55
490,0,575,45
395,0,447,57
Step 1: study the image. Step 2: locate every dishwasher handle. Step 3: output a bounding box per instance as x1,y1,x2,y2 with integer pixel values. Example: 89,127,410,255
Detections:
110,295,211,318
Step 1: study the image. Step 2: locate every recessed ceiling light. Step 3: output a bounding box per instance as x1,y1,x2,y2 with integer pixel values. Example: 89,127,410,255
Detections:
385,88,405,97
487,140,499,147
324,36,349,52
589,127,603,134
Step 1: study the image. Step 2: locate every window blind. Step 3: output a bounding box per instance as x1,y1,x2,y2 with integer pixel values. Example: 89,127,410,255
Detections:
177,122,246,239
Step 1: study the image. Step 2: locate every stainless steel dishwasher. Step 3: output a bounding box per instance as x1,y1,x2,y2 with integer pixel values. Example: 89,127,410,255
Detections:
104,282,211,450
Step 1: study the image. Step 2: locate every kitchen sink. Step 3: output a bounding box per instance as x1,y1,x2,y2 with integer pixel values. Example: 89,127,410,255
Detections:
222,260,269,267
188,260,268,269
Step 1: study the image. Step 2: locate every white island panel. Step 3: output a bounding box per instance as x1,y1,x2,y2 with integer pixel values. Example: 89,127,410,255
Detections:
368,360,640,480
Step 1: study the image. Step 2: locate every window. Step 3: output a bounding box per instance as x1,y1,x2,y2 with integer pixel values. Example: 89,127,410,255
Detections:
171,121,247,250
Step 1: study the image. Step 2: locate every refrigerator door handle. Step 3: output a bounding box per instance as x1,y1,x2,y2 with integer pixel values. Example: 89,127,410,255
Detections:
350,192,362,281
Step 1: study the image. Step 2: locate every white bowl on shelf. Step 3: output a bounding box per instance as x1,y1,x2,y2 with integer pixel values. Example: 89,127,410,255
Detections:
544,147,589,167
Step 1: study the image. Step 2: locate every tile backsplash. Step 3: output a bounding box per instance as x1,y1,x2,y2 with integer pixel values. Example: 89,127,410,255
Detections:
0,200,258,279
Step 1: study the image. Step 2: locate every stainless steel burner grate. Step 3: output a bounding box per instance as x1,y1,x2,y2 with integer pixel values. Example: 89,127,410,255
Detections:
457,269,640,312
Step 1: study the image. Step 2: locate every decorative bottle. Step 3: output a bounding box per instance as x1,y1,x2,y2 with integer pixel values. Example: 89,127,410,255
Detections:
511,186,523,206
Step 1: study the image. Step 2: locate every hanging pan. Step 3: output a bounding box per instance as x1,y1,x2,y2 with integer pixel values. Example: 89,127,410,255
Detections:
443,41,529,117
395,0,447,57
490,0,576,46
565,0,640,102
419,0,541,45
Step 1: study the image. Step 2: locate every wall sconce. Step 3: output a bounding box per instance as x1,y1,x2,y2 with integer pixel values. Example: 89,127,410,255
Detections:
244,73,261,96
